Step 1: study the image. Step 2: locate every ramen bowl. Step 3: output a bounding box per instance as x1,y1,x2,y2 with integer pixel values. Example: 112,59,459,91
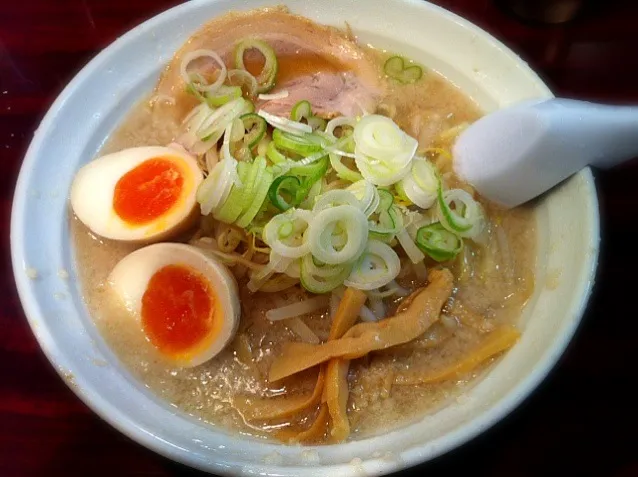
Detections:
10,0,599,475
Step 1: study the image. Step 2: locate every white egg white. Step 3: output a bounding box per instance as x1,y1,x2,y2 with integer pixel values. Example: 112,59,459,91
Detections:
108,243,240,367
71,146,203,242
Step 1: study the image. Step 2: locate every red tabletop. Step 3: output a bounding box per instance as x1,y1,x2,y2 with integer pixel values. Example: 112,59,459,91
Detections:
2,1,637,476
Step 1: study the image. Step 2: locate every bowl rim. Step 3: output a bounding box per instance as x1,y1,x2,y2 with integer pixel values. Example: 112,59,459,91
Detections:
10,0,600,475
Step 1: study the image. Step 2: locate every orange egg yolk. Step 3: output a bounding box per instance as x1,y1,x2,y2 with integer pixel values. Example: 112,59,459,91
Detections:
141,264,216,357
243,50,342,86
113,158,184,225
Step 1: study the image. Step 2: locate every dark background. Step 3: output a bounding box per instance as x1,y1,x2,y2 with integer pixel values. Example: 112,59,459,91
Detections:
1,1,637,476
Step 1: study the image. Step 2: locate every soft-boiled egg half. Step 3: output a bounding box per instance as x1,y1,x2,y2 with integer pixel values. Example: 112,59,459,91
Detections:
71,146,203,242
108,243,240,367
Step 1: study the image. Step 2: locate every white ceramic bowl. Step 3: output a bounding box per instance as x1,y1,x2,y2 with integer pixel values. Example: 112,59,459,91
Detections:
10,0,599,475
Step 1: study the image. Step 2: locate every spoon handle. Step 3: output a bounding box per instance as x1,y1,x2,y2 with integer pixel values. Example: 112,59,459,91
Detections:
452,97,638,208
531,98,638,169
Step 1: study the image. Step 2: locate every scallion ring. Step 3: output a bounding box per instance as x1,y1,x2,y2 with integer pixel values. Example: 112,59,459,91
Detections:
196,157,236,215
312,189,360,213
346,180,380,217
344,239,401,290
415,222,463,262
234,38,278,93
240,113,267,149
180,49,227,93
227,69,258,98
306,205,368,265
397,158,438,209
353,115,417,186
273,129,325,156
290,100,327,132
437,187,485,239
290,100,312,122
262,208,312,259
214,161,250,224
197,97,249,143
206,85,242,107
268,175,303,211
236,159,273,227
300,254,352,294
383,55,423,84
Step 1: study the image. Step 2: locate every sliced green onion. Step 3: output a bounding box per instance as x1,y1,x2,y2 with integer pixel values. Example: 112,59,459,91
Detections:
235,156,267,227
182,102,211,129
368,189,402,241
234,145,253,162
220,119,240,162
185,81,207,103
383,55,423,84
306,205,368,265
299,178,323,210
344,239,401,290
354,144,412,186
258,109,313,135
266,140,288,164
179,103,214,151
354,114,415,159
268,175,303,211
326,116,357,139
206,85,242,107
214,161,249,223
243,101,256,114
313,189,360,213
269,156,328,211
240,113,267,149
398,158,438,209
202,153,274,227
227,69,258,98
256,136,270,157
198,97,249,143
289,155,329,181
326,134,361,182
289,100,327,132
227,117,243,144
180,49,227,93
236,159,273,227
278,221,294,238
330,151,363,182
271,161,293,178
415,222,463,262
272,129,324,156
346,180,380,217
262,209,312,259
197,157,236,215
258,90,290,101
234,38,278,93
437,187,485,239
300,254,352,294
405,210,435,241
236,154,262,219
353,115,417,186
307,116,327,132
377,188,394,209
290,100,312,122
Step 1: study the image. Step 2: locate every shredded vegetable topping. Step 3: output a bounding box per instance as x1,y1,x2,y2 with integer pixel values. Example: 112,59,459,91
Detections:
178,52,478,293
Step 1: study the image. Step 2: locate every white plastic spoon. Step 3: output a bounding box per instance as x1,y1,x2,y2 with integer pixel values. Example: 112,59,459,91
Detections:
453,98,638,208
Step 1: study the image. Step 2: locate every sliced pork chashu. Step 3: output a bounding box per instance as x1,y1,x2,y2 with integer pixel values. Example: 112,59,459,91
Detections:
154,6,384,118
